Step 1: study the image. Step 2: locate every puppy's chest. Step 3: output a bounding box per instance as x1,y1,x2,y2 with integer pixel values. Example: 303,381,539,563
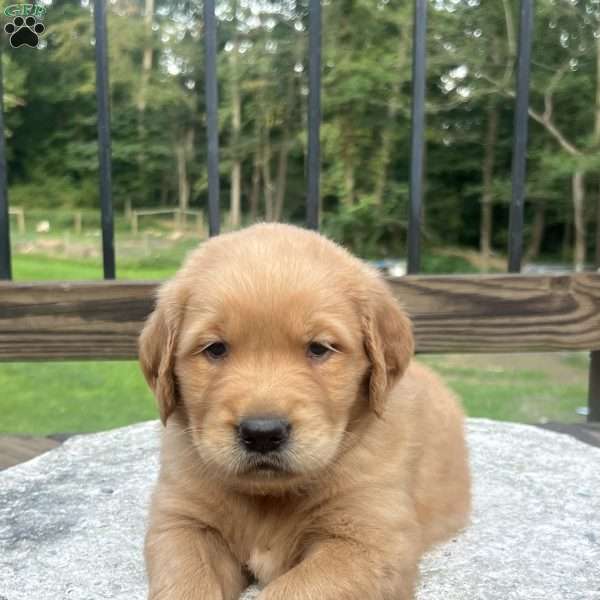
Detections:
246,545,285,585
234,511,302,586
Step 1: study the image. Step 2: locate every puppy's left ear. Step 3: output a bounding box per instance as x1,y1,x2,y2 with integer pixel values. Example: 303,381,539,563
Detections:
362,279,414,416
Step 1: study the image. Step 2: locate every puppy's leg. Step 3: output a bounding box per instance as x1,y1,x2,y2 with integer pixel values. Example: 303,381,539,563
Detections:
258,534,420,600
146,522,246,600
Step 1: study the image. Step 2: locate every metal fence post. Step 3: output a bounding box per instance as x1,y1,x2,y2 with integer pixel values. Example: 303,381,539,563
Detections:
507,0,534,273
407,0,427,275
589,351,600,422
590,239,600,422
93,0,116,279
0,41,11,281
204,0,220,237
306,0,321,231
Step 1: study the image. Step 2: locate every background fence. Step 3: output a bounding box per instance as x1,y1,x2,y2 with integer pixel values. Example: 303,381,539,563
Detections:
0,0,598,422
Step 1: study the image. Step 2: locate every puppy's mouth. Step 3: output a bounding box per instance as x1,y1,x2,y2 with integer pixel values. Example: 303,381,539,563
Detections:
242,454,290,476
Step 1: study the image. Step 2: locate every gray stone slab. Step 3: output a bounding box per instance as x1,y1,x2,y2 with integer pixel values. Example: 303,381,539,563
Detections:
1,419,599,600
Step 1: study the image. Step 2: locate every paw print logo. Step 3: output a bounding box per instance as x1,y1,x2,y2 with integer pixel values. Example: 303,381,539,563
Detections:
4,16,45,48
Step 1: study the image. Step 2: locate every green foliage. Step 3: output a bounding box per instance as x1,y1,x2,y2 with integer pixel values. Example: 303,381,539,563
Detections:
421,251,479,274
9,176,97,209
322,192,408,259
2,0,600,263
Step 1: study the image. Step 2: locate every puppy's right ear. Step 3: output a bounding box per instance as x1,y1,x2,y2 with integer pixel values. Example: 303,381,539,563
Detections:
139,285,180,426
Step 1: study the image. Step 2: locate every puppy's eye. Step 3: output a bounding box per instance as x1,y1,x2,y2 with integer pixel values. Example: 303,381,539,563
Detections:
307,342,333,360
203,342,228,360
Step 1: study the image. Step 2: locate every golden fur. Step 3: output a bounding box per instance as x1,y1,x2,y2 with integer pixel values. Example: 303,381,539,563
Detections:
139,223,470,600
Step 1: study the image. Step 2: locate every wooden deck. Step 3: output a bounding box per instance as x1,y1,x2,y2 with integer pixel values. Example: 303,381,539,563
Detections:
0,435,64,470
0,423,598,471
537,422,600,447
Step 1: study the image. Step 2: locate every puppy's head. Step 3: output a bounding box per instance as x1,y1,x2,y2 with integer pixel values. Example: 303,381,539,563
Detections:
139,224,413,491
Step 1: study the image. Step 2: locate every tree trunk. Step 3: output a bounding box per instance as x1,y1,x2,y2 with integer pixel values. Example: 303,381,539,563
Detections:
229,0,241,229
572,170,586,271
176,128,194,228
262,127,274,221
274,75,296,222
160,175,168,206
274,126,289,222
525,200,545,263
176,143,188,229
480,98,499,272
343,158,355,207
229,94,242,228
185,127,194,210
137,0,154,115
250,149,261,223
136,0,154,208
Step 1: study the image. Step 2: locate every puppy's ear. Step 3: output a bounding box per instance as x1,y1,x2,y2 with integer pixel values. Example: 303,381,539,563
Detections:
362,279,414,416
139,284,181,426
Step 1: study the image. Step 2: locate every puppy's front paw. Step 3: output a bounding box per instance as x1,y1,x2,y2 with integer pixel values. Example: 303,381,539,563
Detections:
240,585,262,600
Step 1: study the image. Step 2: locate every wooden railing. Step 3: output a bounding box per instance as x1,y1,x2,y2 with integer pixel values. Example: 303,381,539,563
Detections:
2,272,598,359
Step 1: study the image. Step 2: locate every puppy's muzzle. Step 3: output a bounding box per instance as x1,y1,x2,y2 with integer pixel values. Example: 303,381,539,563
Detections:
238,417,291,454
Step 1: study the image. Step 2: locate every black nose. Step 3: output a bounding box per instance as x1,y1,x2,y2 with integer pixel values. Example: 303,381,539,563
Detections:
238,418,290,454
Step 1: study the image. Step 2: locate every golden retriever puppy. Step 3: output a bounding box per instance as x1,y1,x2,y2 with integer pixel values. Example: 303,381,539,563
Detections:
139,223,470,600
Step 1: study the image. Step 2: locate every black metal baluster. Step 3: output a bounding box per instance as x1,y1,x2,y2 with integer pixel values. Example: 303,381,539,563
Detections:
589,235,600,422
588,351,600,422
0,40,10,280
507,0,534,273
204,0,220,237
407,0,427,275
306,0,321,231
93,0,116,279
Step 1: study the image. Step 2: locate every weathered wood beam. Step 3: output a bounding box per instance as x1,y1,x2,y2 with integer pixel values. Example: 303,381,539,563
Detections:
0,273,599,360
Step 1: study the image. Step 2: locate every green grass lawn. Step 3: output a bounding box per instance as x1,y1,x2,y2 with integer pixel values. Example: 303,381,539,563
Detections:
0,352,588,435
420,353,588,423
0,250,590,434
0,361,157,434
12,252,180,281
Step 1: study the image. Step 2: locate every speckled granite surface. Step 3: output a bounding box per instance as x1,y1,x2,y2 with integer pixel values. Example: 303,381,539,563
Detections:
1,419,599,600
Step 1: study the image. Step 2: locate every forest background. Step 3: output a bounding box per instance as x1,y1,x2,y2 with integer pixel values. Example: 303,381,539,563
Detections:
4,0,600,271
